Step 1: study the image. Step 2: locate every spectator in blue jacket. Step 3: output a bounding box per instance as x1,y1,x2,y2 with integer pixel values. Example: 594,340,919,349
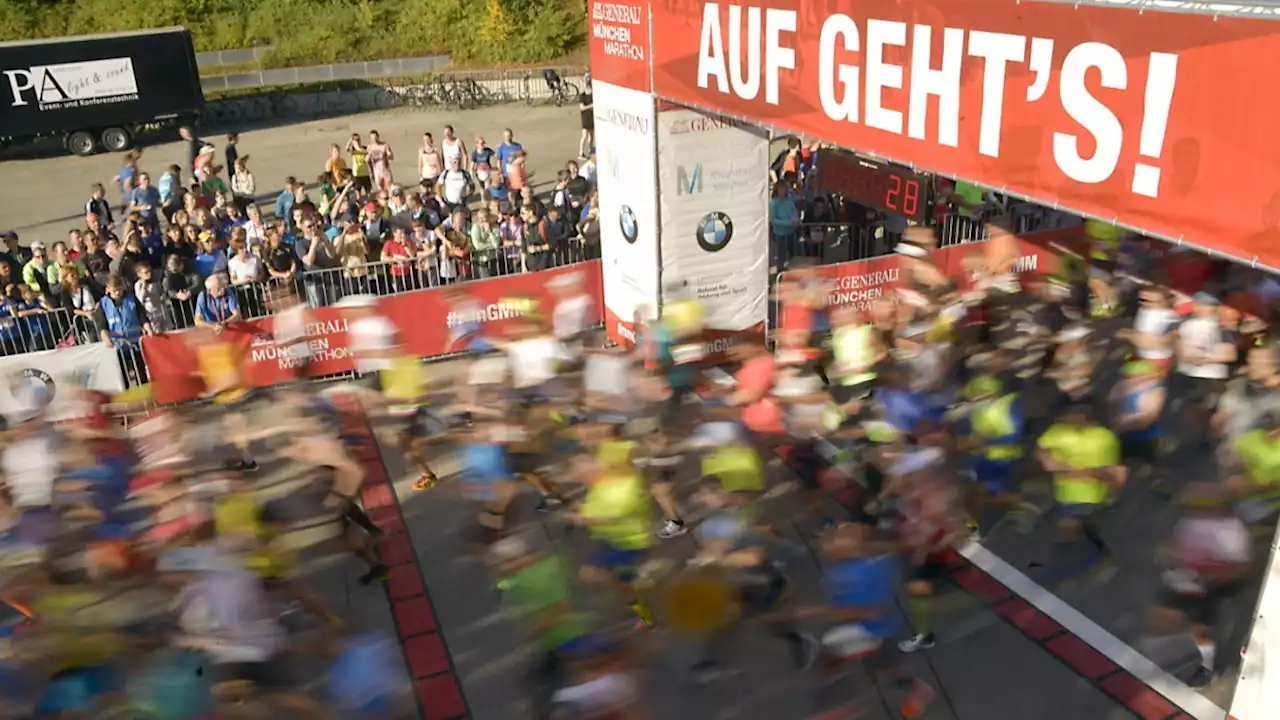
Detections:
195,274,241,333
100,275,152,386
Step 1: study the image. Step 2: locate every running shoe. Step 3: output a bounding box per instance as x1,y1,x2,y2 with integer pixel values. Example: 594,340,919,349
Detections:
359,564,391,585
898,633,936,653
535,496,562,514
658,519,687,539
412,473,438,491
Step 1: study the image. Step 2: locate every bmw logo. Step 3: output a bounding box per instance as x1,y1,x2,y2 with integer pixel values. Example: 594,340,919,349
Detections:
12,369,54,409
696,212,734,252
619,205,639,244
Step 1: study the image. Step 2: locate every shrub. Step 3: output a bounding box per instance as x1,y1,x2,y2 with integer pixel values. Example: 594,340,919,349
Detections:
0,0,585,67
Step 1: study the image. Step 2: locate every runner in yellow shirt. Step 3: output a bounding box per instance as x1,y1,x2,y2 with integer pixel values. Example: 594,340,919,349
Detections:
570,428,656,626
1035,404,1126,580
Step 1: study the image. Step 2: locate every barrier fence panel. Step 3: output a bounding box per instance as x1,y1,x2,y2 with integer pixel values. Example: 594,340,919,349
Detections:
141,259,605,404
771,226,1087,335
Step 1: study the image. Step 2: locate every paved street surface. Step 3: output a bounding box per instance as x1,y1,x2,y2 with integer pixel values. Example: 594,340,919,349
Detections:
359,402,1134,719
0,104,586,246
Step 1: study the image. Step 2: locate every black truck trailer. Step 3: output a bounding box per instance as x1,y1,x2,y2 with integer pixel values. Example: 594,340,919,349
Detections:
0,27,204,156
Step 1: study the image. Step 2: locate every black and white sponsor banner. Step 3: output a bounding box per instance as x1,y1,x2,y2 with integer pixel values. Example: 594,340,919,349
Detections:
0,343,126,421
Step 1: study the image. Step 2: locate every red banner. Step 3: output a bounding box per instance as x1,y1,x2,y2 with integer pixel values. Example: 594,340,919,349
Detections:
589,0,653,91
782,227,1080,326
142,262,604,404
649,0,1280,269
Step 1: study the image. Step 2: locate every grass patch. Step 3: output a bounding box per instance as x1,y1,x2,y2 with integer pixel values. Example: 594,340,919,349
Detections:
0,0,585,67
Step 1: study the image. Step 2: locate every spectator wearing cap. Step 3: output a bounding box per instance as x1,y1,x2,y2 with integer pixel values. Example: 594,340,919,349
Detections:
21,241,50,297
194,231,228,280
100,274,151,386
195,274,241,332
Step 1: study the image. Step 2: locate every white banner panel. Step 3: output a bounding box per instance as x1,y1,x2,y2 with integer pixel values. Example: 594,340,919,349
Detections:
594,80,660,347
656,106,769,340
0,343,126,421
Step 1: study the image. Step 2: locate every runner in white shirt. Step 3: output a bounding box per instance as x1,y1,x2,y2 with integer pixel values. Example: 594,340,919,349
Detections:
338,294,399,382
367,130,395,191
549,271,593,358
440,125,465,170
1122,286,1179,369
1175,293,1235,415
496,298,571,400
1,410,61,553
269,284,313,380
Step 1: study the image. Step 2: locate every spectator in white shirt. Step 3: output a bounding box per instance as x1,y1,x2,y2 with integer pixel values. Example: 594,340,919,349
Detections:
230,156,256,205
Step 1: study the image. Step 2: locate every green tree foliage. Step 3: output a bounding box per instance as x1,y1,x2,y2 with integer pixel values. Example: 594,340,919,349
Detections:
0,0,586,66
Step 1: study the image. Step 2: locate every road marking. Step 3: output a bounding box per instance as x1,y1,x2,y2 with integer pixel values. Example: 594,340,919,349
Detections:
701,367,1227,720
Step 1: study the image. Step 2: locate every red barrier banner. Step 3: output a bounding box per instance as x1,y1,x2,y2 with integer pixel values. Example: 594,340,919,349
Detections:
649,0,1280,270
589,0,653,91
782,227,1082,327
142,262,604,404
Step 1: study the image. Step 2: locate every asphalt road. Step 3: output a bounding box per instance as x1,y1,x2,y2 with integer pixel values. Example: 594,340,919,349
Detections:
0,103,586,247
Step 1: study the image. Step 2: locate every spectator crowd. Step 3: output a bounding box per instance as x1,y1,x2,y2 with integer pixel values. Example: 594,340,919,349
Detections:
0,118,603,380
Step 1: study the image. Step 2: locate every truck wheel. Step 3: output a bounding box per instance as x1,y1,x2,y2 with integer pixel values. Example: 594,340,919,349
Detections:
66,131,96,156
100,126,133,152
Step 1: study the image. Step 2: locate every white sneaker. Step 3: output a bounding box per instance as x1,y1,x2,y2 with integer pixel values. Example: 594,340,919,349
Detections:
898,633,936,653
658,519,687,539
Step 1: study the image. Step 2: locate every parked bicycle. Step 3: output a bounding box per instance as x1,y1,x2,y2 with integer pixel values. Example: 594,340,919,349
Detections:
542,68,580,107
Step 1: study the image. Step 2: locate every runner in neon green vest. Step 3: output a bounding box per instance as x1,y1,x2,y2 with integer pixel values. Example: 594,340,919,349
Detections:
956,376,1033,537
1036,405,1126,577
1227,415,1280,528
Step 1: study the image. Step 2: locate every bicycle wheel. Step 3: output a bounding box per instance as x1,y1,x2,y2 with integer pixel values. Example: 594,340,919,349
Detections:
556,81,580,107
373,89,396,109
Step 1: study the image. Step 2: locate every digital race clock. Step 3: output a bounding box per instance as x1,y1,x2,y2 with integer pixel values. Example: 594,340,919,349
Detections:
816,151,930,223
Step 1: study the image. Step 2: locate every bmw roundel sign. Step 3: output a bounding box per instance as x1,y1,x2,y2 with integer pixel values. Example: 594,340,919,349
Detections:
695,211,733,252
